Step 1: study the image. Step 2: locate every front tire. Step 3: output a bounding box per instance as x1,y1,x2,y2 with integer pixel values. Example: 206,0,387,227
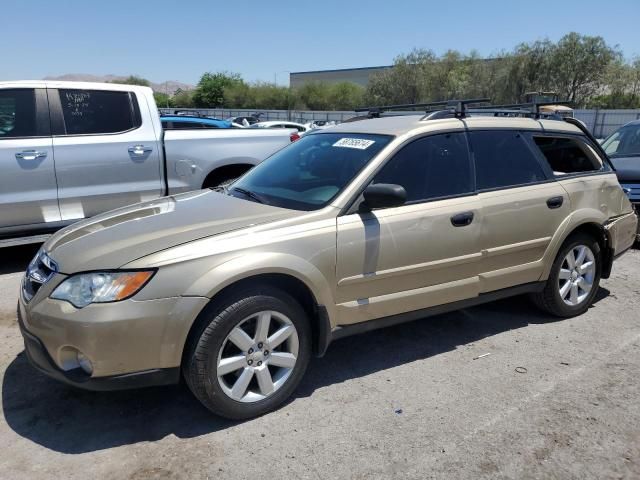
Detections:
184,287,311,419
532,233,601,317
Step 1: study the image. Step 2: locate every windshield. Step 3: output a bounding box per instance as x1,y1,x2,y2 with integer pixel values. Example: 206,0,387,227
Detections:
602,124,640,158
230,133,393,211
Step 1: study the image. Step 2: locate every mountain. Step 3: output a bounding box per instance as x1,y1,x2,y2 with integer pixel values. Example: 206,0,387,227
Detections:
42,74,194,95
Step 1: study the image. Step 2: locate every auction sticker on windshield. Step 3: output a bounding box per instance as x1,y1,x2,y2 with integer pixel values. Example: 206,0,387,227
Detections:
333,138,376,150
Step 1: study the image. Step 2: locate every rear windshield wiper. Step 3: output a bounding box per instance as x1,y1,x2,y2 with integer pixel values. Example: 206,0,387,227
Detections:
231,187,269,205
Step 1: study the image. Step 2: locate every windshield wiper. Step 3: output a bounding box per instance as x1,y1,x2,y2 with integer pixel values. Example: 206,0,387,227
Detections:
211,184,229,194
231,187,269,204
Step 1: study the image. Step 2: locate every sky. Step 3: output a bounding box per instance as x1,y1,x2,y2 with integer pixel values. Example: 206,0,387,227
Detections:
2,0,640,86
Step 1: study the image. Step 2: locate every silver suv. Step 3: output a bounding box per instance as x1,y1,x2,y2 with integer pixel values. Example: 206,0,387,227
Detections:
18,108,637,419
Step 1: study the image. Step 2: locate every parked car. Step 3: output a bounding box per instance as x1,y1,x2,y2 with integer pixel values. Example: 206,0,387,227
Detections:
18,111,636,419
161,115,232,129
251,121,309,134
0,81,297,245
226,115,261,127
601,120,640,239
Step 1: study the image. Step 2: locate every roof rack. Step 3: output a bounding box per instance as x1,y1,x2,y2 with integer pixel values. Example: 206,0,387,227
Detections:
470,101,574,118
353,98,573,121
354,98,490,118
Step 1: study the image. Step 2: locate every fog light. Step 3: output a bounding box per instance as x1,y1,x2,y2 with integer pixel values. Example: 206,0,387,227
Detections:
76,352,93,375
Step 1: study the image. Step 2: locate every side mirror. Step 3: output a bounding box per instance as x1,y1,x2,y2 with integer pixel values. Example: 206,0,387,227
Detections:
361,184,407,210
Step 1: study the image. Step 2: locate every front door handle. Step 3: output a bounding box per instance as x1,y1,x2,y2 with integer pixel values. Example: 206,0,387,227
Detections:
451,211,474,227
16,150,47,161
546,196,564,209
128,145,153,156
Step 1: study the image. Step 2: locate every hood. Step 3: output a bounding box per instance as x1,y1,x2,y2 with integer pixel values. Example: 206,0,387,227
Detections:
45,190,301,273
611,156,640,183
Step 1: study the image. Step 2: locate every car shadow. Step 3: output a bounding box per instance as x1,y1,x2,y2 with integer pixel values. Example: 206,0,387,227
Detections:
2,288,610,454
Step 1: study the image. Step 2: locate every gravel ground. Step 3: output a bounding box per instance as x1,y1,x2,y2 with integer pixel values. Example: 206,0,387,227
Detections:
0,244,639,480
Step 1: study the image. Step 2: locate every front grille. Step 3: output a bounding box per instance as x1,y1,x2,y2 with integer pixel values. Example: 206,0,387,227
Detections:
23,251,58,302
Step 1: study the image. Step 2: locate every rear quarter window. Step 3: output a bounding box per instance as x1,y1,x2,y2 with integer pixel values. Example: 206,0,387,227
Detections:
532,136,604,176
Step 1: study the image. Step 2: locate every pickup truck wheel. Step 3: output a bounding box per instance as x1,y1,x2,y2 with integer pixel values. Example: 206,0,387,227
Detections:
184,287,311,419
532,233,601,317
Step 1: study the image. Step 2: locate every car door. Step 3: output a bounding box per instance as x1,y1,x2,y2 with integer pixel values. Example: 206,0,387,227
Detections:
469,130,571,293
49,87,163,221
335,132,482,325
0,87,60,230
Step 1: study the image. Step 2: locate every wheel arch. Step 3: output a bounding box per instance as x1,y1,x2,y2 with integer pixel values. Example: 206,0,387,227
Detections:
180,261,336,368
541,213,612,280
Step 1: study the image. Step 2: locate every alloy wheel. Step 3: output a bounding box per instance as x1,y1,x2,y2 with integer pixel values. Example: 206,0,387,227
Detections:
558,244,596,306
216,310,299,403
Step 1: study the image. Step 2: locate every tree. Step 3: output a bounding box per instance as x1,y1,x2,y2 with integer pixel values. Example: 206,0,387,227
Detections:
505,40,556,102
328,82,365,110
172,89,195,108
366,49,436,105
296,82,334,110
153,92,172,108
549,32,621,105
192,72,243,107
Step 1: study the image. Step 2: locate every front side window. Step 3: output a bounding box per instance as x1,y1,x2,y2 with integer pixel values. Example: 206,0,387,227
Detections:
602,124,640,158
231,133,392,210
533,136,603,175
58,89,138,135
469,130,547,190
372,133,473,203
0,89,37,138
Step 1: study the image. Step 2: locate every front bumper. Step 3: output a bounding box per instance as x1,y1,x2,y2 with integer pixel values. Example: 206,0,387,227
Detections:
19,309,179,391
18,292,209,390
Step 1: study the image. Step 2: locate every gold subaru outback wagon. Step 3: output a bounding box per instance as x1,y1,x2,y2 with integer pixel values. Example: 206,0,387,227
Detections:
18,110,637,419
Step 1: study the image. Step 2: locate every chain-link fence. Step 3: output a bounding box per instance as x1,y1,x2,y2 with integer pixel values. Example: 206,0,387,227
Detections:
573,109,640,139
160,107,640,137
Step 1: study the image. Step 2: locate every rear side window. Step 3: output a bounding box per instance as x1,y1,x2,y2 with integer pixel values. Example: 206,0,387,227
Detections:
373,132,473,202
532,136,602,175
0,89,37,138
58,89,140,135
469,130,547,190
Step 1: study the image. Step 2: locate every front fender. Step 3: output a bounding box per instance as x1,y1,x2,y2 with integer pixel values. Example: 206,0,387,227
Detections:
185,252,337,327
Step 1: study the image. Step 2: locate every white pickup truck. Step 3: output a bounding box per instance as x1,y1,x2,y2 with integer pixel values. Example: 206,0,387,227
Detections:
0,81,297,245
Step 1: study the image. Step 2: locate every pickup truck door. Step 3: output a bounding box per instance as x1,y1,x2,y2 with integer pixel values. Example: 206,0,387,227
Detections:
48,87,163,221
0,87,60,230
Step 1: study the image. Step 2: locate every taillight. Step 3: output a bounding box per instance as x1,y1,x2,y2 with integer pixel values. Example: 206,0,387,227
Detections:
290,132,300,142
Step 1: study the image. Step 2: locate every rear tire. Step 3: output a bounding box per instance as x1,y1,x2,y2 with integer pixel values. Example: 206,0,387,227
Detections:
184,287,311,419
532,233,601,317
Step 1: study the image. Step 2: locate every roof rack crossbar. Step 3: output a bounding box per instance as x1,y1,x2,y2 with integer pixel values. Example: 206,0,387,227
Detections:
355,98,491,118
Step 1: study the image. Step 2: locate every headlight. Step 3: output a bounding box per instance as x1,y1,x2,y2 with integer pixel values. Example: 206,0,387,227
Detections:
50,270,155,308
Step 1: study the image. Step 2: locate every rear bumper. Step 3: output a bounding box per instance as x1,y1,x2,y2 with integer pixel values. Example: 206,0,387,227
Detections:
605,211,638,253
18,308,180,391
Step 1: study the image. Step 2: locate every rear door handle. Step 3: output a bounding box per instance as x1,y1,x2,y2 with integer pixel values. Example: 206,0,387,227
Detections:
15,150,47,161
546,196,564,209
128,145,153,156
450,211,474,227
